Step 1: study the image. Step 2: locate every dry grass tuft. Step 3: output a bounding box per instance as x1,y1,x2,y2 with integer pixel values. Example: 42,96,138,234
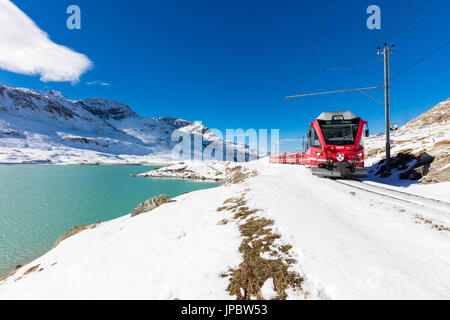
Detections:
224,166,259,185
23,265,40,276
432,224,450,232
234,208,260,220
415,215,449,232
434,140,450,148
217,194,303,300
217,219,229,226
53,222,100,249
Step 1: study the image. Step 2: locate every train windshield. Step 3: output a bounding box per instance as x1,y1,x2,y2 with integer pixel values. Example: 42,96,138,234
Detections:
320,123,359,146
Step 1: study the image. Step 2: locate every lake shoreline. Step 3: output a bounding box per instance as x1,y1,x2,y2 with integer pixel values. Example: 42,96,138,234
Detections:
132,174,224,182
0,162,171,167
0,164,220,279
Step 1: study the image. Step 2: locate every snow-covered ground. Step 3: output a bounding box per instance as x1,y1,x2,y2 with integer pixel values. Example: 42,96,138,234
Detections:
0,184,243,299
136,161,240,181
1,159,449,300
1,89,448,299
245,162,450,299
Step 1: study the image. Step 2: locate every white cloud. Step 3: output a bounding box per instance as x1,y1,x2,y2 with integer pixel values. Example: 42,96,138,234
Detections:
0,0,92,83
86,81,111,86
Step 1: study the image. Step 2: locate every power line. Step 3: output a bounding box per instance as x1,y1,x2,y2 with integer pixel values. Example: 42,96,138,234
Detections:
390,40,450,80
286,85,384,99
286,45,394,172
388,0,441,43
367,40,449,100
297,0,334,90
324,0,415,107
352,56,384,83
384,0,428,44
333,0,415,86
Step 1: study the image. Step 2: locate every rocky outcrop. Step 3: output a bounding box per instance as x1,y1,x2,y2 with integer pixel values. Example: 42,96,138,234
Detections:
375,152,435,180
420,142,450,184
131,194,171,217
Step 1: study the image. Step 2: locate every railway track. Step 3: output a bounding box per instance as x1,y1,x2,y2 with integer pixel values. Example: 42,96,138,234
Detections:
334,179,450,214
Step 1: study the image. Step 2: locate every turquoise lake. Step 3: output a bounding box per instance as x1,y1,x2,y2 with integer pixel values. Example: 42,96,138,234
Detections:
0,165,220,276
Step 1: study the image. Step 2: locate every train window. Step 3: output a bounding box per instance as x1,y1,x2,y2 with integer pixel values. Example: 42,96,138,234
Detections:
311,128,322,148
319,123,360,146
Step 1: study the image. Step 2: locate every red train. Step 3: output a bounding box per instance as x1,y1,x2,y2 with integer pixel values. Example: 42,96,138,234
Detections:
270,111,369,178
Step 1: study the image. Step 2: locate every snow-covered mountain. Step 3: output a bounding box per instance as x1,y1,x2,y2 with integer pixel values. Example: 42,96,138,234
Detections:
0,85,254,164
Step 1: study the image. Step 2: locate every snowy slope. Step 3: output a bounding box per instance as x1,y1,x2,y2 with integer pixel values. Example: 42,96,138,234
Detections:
365,98,450,184
0,186,243,299
0,85,254,164
244,162,450,299
365,99,450,166
1,159,449,299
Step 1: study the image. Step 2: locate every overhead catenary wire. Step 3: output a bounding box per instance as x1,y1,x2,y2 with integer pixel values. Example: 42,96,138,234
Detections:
355,0,433,84
332,0,415,85
390,40,450,80
383,0,428,44
323,0,415,107
297,0,334,90
387,0,441,43
286,85,384,99
360,40,449,105
352,56,384,83
355,0,442,85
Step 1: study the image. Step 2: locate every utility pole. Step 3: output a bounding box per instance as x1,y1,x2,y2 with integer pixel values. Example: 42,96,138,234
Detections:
286,44,395,175
378,43,394,174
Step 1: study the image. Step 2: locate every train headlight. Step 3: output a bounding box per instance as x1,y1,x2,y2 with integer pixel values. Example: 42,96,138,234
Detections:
316,152,323,156
357,152,363,157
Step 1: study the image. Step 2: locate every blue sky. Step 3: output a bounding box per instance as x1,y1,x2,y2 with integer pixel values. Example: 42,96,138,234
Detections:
1,0,449,152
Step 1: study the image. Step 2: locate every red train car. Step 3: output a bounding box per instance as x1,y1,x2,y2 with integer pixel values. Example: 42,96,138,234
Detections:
270,111,369,178
270,154,286,164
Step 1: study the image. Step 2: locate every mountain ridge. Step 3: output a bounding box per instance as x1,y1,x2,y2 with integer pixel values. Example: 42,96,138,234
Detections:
0,84,250,164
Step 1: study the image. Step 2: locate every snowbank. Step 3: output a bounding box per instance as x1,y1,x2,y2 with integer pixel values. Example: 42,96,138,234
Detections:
0,186,243,299
1,159,449,299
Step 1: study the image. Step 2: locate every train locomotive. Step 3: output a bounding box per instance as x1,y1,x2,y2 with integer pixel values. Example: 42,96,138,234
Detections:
270,111,369,178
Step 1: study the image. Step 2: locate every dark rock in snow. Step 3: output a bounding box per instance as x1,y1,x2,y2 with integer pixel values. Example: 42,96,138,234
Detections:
131,194,171,217
417,153,434,166
376,152,435,181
